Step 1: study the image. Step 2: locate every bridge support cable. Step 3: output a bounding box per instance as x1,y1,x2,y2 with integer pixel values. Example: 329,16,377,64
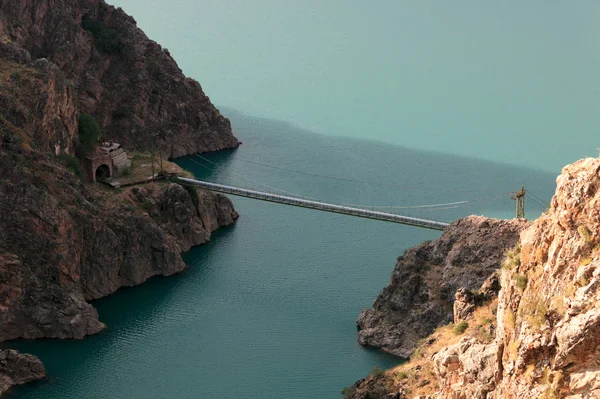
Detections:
190,154,322,201
177,177,449,231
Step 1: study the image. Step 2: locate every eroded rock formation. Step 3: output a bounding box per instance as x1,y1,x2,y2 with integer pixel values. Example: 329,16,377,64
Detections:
0,0,239,158
0,0,240,394
346,158,600,399
357,215,527,357
0,349,45,396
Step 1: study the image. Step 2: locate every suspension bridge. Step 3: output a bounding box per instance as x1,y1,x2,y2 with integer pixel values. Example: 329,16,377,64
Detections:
169,154,551,232
178,177,450,231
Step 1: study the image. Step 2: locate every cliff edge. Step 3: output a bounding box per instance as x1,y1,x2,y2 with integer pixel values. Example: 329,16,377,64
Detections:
0,0,239,158
357,215,527,357
0,0,239,394
345,158,600,398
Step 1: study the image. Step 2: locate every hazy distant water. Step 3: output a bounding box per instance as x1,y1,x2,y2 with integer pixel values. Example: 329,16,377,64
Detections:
9,110,556,399
112,0,599,172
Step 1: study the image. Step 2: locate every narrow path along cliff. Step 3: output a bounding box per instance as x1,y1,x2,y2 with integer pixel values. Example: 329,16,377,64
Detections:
0,0,240,394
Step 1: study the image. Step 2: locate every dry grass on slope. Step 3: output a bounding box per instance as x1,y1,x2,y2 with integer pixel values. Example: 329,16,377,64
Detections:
360,300,498,398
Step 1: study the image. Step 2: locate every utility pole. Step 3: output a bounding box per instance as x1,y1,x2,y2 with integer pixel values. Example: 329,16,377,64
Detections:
510,186,526,219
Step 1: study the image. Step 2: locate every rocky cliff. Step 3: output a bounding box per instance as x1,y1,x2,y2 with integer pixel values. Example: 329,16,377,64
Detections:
0,0,240,394
357,215,527,357
345,158,600,399
0,0,239,158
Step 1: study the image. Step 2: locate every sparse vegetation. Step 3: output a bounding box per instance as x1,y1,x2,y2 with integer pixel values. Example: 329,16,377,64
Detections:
502,245,521,270
514,273,528,292
550,295,567,318
76,114,101,158
538,367,563,399
503,308,515,330
395,371,408,380
578,225,592,243
580,256,592,266
453,321,468,335
370,301,498,398
81,17,122,54
564,282,577,298
507,339,520,361
519,294,548,330
58,153,83,178
371,366,385,377
140,200,152,212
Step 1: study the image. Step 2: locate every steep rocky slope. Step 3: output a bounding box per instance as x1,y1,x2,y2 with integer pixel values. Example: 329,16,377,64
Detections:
0,1,240,394
357,215,527,357
0,0,239,158
345,158,600,399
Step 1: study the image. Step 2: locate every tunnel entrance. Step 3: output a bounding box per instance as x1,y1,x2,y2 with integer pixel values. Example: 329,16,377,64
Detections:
95,164,111,181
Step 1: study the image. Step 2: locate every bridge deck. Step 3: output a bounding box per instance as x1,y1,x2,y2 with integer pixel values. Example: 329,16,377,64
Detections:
177,177,449,231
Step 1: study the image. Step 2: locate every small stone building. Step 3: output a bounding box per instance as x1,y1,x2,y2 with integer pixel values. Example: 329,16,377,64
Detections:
83,142,132,182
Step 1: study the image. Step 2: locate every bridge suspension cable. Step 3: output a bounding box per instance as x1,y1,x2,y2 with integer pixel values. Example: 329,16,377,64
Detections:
186,154,514,218
190,154,480,214
227,156,510,195
177,177,450,231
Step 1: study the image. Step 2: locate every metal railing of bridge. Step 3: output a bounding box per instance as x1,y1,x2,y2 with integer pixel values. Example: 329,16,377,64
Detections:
177,177,450,231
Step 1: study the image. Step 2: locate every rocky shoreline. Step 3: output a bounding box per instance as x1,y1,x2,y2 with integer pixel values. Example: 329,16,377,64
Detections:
356,215,528,358
0,0,240,394
346,158,600,398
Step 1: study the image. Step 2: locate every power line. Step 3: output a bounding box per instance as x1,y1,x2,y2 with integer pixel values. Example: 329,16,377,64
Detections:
527,190,551,208
188,155,320,200
228,156,510,195
526,194,547,212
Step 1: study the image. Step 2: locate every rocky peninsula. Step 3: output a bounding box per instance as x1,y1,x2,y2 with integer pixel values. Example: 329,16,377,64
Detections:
0,0,239,394
346,158,600,398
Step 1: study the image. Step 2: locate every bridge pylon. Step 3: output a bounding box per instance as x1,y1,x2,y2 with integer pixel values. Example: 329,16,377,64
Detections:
510,186,526,219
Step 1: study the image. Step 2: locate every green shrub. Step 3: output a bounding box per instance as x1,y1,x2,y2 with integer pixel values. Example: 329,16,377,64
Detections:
112,107,127,119
340,386,353,397
502,245,521,270
76,114,101,158
396,371,408,380
453,321,468,335
58,153,83,178
140,200,152,212
371,366,385,377
81,17,122,54
514,273,528,292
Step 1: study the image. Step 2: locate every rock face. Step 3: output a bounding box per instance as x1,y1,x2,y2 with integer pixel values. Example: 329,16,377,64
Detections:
357,216,527,357
0,0,239,158
0,349,45,396
346,158,600,399
0,1,240,394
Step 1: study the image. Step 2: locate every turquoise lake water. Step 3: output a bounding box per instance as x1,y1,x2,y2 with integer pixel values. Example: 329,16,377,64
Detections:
6,1,597,398
8,109,556,398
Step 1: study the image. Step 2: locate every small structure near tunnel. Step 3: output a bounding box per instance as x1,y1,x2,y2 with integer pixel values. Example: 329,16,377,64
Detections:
83,142,132,182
